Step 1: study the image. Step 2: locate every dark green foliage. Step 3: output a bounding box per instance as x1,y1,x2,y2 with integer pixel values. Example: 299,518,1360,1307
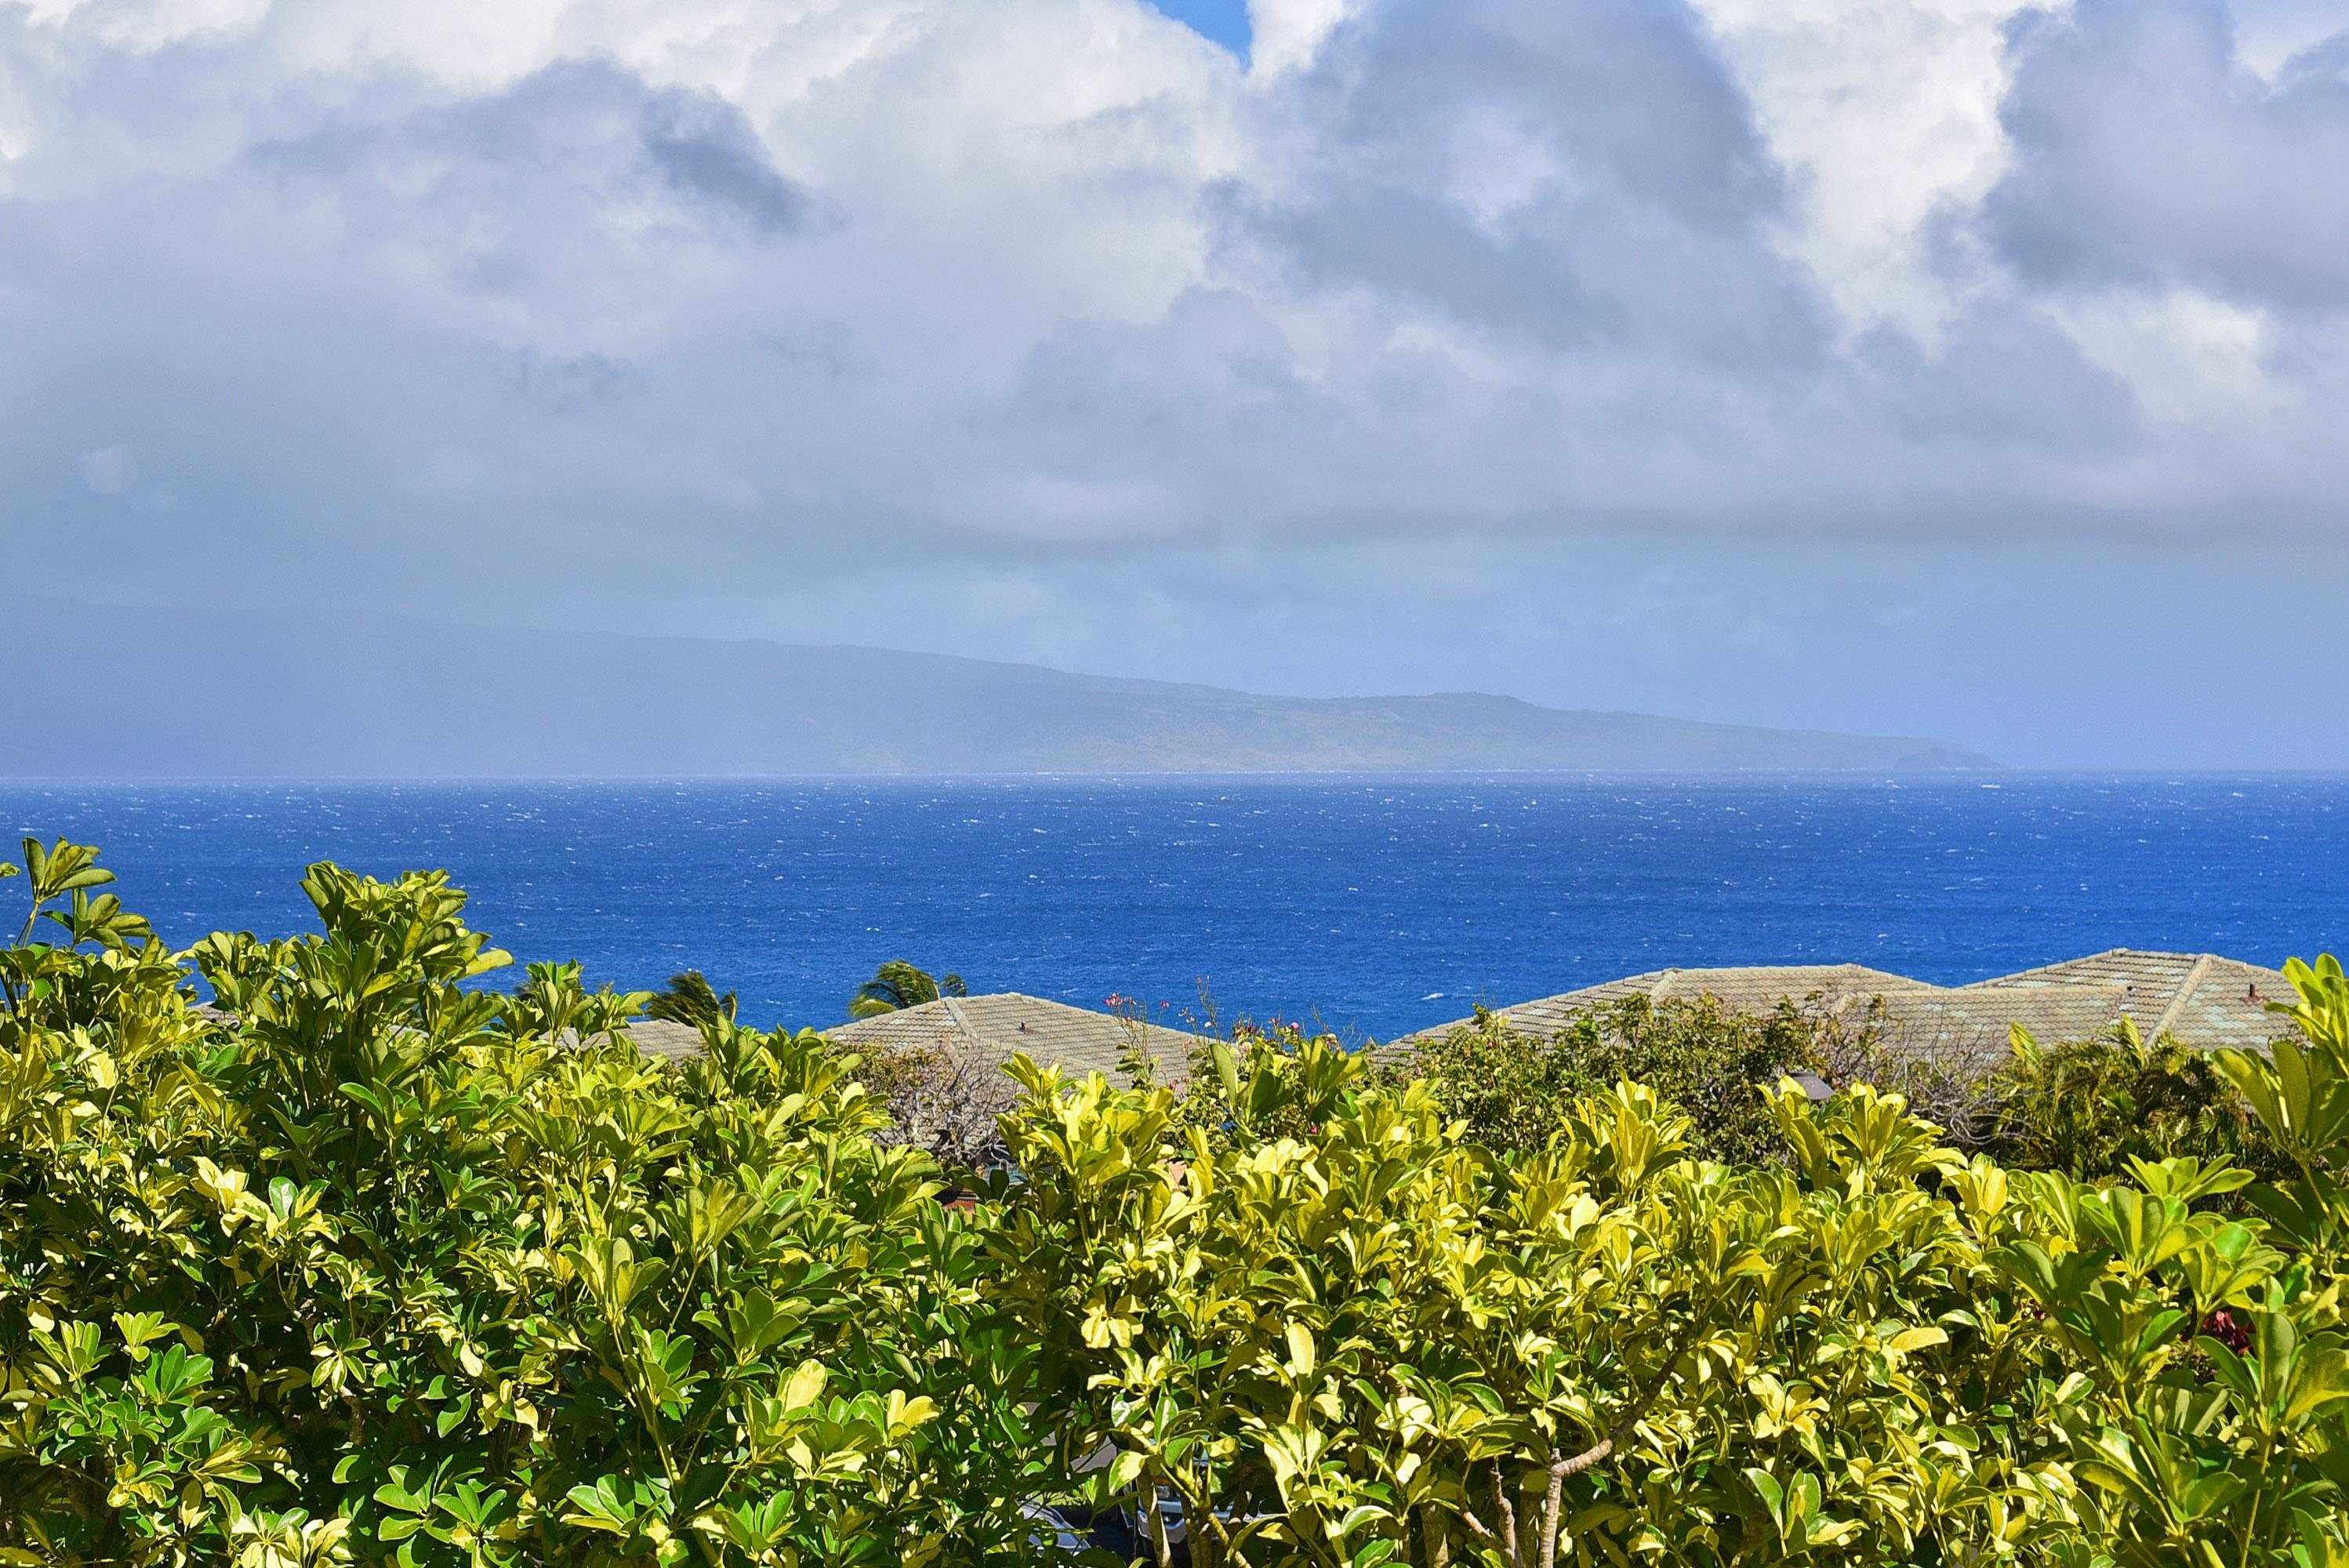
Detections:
645,968,737,1027
1390,995,2289,1185
1385,994,1856,1165
1982,1018,2292,1181
849,960,967,1020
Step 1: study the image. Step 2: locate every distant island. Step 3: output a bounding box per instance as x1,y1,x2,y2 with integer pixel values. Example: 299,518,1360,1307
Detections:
0,598,1995,776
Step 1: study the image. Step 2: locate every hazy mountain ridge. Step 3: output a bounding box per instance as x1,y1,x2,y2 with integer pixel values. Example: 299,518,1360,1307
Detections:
0,601,1996,776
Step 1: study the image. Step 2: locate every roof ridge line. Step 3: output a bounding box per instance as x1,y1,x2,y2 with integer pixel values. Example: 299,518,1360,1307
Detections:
2145,954,2214,1040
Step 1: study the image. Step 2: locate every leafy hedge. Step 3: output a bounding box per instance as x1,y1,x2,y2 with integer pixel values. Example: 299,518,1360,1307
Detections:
3,840,2348,1567
1982,1018,2293,1185
0,844,1044,1566
1385,991,2293,1181
1377,994,1875,1165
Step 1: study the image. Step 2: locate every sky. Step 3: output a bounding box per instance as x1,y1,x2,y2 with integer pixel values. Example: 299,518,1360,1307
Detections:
4,0,2347,768
1145,0,1252,54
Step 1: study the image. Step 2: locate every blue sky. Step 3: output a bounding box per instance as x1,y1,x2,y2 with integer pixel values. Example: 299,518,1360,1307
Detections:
1147,0,1251,54
4,0,2347,766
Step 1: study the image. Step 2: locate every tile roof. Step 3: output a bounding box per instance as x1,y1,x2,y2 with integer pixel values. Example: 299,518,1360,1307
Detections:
822,993,1204,1087
199,994,1189,1083
1397,948,2295,1076
1962,950,2293,1053
1408,964,1934,1047
205,946,2301,1087
619,1018,707,1062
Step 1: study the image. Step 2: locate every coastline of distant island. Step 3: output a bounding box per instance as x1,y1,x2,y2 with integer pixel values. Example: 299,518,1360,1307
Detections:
0,597,1995,779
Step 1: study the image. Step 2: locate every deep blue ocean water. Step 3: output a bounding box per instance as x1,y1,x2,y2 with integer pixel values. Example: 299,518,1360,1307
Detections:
3,775,2342,1040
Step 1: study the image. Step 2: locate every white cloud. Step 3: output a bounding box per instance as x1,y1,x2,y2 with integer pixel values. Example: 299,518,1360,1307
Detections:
1690,0,2028,337
1246,0,1360,74
1,0,2344,760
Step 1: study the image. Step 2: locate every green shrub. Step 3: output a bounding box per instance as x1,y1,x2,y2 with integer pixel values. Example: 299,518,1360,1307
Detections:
5,838,2349,1568
1982,1018,2293,1183
993,969,2349,1568
1381,994,1861,1165
0,841,1044,1566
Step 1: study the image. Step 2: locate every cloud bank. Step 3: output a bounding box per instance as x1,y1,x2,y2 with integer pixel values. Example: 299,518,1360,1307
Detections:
2,0,2345,763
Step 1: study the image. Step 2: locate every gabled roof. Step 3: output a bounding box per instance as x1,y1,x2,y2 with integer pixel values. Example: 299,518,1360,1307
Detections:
1466,964,1935,1042
1961,949,2293,1050
822,993,1204,1086
619,1018,707,1062
1400,948,2294,1074
196,994,1189,1080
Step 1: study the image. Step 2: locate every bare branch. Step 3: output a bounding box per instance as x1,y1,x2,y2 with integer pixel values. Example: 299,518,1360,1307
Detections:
1538,1305,1712,1568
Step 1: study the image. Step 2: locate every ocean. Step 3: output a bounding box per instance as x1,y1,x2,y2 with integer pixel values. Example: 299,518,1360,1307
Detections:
3,775,2342,1040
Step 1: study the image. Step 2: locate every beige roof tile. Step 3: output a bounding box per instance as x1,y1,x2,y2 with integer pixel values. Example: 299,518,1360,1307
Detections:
1399,964,1936,1049
1396,948,2296,1073
201,991,1194,1080
1966,949,2290,1052
619,1018,708,1062
822,993,1204,1087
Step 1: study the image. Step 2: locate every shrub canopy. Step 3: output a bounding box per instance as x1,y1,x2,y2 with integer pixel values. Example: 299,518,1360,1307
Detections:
2,838,2347,1568
1380,994,1869,1165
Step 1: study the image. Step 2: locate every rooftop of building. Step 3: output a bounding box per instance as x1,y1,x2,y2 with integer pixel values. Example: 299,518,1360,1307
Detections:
822,992,1204,1085
1393,948,2294,1074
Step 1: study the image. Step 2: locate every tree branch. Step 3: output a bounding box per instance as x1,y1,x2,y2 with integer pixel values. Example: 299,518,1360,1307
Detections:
1538,1305,1712,1568
1490,1461,1519,1566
